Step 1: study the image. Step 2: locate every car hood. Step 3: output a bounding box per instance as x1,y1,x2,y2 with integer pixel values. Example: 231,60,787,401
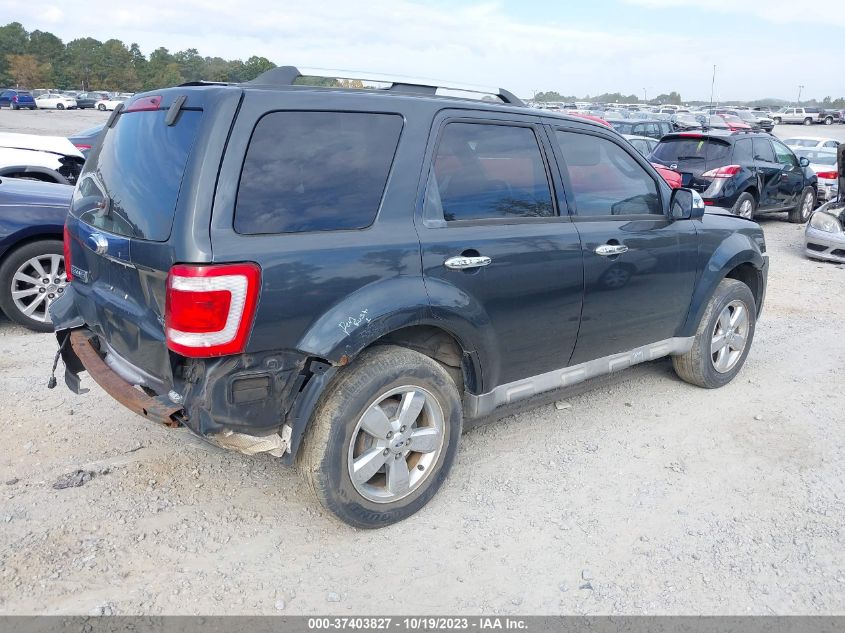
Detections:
0,177,74,208
0,132,84,159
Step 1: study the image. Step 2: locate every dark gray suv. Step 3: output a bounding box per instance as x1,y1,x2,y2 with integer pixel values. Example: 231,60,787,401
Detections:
51,67,768,527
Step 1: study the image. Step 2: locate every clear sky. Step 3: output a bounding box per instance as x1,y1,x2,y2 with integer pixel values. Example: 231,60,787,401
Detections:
2,0,840,101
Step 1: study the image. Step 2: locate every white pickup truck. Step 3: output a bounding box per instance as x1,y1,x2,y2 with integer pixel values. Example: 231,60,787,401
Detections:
773,107,840,126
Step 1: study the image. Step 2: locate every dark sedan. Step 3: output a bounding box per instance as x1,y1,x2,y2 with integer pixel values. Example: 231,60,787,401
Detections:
74,92,109,109
0,177,72,331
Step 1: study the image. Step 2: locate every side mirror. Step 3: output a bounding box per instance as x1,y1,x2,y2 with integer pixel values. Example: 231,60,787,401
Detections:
670,188,706,220
799,156,810,168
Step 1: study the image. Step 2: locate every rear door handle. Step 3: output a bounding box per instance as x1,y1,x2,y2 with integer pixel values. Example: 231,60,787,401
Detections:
595,244,629,257
444,255,492,270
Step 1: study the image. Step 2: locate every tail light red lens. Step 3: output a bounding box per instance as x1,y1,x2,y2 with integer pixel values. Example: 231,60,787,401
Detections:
74,144,92,151
63,224,73,282
701,165,742,179
125,95,162,112
12,96,18,103
816,171,838,180
165,263,261,358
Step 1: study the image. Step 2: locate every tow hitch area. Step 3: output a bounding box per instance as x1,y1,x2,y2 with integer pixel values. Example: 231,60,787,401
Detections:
67,329,184,427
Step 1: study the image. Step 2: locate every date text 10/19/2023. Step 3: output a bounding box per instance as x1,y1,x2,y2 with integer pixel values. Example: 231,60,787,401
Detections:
307,617,528,630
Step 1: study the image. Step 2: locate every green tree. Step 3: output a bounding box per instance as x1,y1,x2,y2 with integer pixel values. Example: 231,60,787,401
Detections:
174,48,204,82
65,37,103,90
0,22,29,85
242,55,274,81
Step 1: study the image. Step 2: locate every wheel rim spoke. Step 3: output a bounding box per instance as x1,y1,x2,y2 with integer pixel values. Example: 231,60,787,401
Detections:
386,456,410,495
730,332,746,351
408,427,440,453
351,447,389,485
12,288,39,300
729,304,746,329
397,390,425,428
13,272,40,286
711,333,728,355
29,257,47,279
359,404,392,439
49,254,61,278
22,293,47,316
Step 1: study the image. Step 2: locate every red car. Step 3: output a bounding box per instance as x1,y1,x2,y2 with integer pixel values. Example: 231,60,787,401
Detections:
566,112,613,128
652,163,682,189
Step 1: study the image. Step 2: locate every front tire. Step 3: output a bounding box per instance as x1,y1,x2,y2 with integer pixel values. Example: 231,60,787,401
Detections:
673,279,756,389
299,345,462,528
0,240,67,333
731,192,756,219
803,117,813,126
97,104,106,111
789,187,815,223
56,103,64,110
772,117,781,125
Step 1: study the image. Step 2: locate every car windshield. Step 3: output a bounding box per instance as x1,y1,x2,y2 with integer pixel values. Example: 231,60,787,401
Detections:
794,149,838,166
784,138,821,147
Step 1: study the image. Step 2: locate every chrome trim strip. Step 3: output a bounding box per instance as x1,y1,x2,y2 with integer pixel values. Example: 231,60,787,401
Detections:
464,336,694,418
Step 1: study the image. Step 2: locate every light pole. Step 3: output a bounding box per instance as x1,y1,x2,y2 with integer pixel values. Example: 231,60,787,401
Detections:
643,88,647,103
797,85,804,106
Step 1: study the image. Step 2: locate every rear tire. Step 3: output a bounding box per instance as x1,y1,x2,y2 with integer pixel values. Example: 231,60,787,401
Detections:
298,345,462,528
56,103,64,110
97,104,106,111
731,192,756,219
772,117,781,125
0,240,67,333
789,187,815,223
673,279,756,389
824,117,833,125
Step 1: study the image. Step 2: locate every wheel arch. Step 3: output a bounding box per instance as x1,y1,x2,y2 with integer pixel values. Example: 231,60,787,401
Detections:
680,238,765,338
0,229,65,266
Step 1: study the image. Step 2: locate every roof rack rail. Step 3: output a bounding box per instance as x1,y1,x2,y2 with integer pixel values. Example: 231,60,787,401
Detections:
245,65,525,106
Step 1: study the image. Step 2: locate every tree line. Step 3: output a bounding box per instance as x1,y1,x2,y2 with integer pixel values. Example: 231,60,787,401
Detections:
0,22,277,91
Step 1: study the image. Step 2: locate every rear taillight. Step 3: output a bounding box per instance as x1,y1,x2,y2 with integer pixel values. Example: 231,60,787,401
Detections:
165,263,261,358
63,224,73,282
701,165,742,178
74,144,92,151
11,96,18,103
816,171,838,180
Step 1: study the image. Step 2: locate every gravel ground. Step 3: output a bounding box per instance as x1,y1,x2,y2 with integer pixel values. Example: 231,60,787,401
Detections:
1,109,845,616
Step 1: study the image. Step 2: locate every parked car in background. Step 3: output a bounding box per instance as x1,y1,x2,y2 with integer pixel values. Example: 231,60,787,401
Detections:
566,112,612,127
725,109,774,132
773,107,839,126
52,68,769,528
94,97,126,111
793,148,839,202
0,133,85,185
74,92,109,109
607,118,673,139
0,89,37,110
805,145,845,262
671,113,705,132
624,134,657,156
0,177,71,331
650,130,817,221
67,124,105,160
783,136,840,151
35,93,77,110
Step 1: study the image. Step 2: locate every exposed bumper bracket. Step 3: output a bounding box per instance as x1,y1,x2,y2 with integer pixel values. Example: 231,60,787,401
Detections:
68,329,184,427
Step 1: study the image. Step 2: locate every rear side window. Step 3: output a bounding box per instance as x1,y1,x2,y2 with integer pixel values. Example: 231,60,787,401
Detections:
732,139,753,164
752,138,776,163
424,122,554,222
651,138,731,164
73,109,203,241
234,112,402,234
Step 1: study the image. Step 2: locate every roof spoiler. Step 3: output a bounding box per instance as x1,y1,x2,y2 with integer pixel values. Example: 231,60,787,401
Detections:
245,65,524,106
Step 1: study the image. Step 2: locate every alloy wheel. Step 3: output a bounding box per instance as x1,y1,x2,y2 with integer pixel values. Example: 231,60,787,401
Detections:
711,300,749,373
10,254,67,324
738,199,754,219
347,385,445,503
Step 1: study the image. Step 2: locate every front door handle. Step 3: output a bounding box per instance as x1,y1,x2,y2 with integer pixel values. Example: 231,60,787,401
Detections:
444,255,492,270
595,244,629,257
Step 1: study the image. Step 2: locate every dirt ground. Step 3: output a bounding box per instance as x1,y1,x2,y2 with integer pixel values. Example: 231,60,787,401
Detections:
1,109,845,616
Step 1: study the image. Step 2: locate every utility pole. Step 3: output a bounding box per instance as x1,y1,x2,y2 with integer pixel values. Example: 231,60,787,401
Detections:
709,64,716,112
797,85,804,106
643,88,647,103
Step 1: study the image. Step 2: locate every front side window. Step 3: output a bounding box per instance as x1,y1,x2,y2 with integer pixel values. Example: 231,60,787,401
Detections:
556,130,662,216
425,122,554,222
235,111,403,234
772,140,799,167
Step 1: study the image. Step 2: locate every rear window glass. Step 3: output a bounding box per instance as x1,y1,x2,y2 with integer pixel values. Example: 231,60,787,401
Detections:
73,109,202,241
234,111,403,235
651,138,731,164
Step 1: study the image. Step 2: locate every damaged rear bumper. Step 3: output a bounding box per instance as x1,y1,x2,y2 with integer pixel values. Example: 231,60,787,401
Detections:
51,290,337,463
